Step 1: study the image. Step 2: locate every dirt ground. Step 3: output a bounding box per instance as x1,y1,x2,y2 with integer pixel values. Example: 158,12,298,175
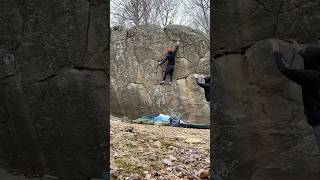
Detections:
110,117,210,180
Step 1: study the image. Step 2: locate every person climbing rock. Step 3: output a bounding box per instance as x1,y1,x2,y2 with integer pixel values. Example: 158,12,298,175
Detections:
270,39,320,149
158,41,180,85
196,76,210,101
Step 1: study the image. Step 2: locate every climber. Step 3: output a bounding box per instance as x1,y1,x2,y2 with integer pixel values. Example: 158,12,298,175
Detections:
196,76,210,101
158,41,181,85
270,39,320,149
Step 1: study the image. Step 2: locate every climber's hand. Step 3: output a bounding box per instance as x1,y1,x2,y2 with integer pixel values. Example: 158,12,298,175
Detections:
289,39,302,52
158,62,162,65
196,78,200,84
270,39,279,52
289,39,298,44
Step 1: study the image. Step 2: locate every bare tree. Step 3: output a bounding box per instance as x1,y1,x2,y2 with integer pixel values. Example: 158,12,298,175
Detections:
182,0,210,34
111,0,180,27
111,0,146,26
141,0,153,25
152,0,180,27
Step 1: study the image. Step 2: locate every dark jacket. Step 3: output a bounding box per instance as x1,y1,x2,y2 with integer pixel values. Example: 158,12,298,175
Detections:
274,46,320,127
197,77,210,101
160,45,179,66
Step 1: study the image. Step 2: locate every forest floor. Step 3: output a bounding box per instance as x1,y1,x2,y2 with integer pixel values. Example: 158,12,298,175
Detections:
110,116,210,180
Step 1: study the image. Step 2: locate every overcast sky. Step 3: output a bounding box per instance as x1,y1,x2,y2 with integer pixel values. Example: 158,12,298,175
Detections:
110,0,192,28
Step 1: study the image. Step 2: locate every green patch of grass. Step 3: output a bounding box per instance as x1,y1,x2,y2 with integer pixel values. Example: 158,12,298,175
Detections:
126,143,137,149
159,139,174,149
114,159,146,177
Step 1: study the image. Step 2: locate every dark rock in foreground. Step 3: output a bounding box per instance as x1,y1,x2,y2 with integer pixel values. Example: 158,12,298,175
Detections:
0,0,109,179
212,40,320,180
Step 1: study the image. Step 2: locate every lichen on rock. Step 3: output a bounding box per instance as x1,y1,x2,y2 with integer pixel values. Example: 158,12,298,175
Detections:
111,25,210,124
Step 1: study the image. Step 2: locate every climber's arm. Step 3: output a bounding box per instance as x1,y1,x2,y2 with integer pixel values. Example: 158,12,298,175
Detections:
290,39,306,59
273,50,320,87
270,40,320,86
159,55,168,65
196,78,210,88
173,41,180,54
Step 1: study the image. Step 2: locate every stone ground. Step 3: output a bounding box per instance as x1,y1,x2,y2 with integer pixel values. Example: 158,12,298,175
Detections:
110,116,210,180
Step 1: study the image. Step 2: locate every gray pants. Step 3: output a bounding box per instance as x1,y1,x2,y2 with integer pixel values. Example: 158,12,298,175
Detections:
313,125,320,149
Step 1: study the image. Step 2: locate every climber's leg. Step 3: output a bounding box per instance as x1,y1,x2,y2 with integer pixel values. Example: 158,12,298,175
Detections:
161,71,167,84
169,66,174,85
313,125,320,149
162,72,167,81
169,70,173,82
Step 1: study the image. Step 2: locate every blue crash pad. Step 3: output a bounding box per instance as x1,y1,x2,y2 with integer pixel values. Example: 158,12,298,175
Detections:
134,114,171,125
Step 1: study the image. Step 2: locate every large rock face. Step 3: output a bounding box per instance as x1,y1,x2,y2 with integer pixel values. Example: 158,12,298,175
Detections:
213,40,320,180
213,0,320,51
0,0,108,179
212,1,320,180
111,25,210,124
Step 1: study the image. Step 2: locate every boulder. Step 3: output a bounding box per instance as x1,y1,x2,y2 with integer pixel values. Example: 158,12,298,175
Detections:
110,25,210,124
0,0,108,179
213,1,320,179
212,39,320,179
213,0,320,51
